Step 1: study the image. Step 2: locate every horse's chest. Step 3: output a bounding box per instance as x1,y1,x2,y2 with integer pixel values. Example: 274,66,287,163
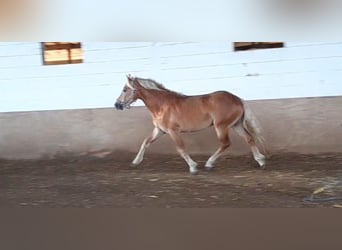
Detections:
152,113,169,131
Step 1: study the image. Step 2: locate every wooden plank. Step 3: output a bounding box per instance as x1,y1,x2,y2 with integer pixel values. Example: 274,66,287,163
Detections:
42,42,81,50
234,42,284,51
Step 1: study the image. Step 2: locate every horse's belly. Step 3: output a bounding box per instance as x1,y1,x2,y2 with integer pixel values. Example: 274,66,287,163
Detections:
178,116,213,132
153,109,213,133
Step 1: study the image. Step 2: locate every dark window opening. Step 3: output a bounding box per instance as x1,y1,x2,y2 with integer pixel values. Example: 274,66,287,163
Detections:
234,42,284,51
42,42,83,65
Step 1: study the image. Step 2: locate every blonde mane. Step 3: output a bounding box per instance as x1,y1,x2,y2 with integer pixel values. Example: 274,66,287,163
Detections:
134,77,185,96
135,77,166,91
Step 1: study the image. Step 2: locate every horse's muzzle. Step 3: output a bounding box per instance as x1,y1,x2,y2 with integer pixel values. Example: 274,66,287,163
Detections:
115,102,124,110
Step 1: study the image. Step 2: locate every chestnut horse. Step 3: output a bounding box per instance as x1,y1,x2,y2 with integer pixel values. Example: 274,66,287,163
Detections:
115,75,266,174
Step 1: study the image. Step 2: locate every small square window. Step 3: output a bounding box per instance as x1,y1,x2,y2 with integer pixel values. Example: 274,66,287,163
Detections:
42,42,83,65
234,42,284,51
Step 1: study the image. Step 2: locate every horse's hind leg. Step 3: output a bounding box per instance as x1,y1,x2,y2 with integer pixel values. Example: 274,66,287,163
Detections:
233,122,265,168
205,126,231,169
168,130,198,174
132,127,164,165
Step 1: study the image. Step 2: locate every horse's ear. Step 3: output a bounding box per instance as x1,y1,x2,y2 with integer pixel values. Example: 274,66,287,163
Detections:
126,74,136,89
126,74,133,81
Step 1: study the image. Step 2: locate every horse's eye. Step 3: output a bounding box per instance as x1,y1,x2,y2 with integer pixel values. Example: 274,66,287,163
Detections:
123,89,127,93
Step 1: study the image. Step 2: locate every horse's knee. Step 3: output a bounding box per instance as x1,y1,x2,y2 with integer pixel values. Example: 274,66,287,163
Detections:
246,135,256,145
222,142,230,150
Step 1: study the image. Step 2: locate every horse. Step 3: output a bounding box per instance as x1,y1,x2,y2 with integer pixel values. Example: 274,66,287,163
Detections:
115,75,266,174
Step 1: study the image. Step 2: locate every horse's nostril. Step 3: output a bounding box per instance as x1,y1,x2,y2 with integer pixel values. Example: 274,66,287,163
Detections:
115,102,122,110
115,102,124,110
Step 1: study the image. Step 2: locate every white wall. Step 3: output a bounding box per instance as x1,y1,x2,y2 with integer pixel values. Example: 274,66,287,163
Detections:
0,42,342,112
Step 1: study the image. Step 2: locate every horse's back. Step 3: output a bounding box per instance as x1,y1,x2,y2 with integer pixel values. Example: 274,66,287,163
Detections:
197,91,244,110
209,90,242,101
182,90,244,122
200,91,244,125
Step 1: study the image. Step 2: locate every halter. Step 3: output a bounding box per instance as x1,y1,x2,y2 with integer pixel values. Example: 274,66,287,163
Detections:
126,80,136,90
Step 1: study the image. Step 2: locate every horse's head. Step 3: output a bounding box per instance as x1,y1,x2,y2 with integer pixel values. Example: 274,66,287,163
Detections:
115,75,138,110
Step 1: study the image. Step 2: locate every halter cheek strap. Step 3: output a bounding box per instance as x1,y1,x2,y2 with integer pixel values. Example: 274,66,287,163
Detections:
126,81,136,90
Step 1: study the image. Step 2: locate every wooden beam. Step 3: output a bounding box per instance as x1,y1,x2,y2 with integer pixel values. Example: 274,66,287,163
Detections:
42,42,81,50
234,42,284,51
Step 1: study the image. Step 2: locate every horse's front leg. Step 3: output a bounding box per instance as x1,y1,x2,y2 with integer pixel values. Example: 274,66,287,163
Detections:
168,130,198,174
132,127,164,165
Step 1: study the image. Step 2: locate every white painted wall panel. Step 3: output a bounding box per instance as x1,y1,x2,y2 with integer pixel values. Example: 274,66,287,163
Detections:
0,43,40,56
0,42,341,112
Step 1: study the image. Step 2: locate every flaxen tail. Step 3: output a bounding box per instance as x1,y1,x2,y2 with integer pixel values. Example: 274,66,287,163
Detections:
242,101,268,156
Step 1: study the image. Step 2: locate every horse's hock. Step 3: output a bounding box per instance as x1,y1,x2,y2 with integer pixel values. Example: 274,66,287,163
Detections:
0,96,341,160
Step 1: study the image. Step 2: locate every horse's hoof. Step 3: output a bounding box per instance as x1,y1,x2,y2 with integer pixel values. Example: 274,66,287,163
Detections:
205,166,214,171
190,169,199,175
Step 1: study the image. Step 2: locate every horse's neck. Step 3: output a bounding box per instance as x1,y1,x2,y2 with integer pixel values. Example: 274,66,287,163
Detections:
138,88,172,111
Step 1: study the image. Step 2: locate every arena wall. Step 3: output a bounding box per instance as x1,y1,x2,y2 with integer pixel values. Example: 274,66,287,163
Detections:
0,96,341,160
